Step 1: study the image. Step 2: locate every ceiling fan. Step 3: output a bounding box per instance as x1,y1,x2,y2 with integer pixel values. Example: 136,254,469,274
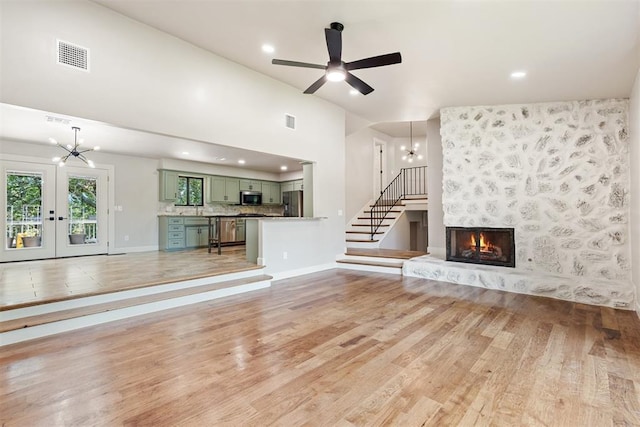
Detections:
272,22,402,95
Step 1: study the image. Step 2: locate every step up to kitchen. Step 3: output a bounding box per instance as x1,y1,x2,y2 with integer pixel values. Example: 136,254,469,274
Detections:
1,273,272,345
345,248,428,259
336,259,403,269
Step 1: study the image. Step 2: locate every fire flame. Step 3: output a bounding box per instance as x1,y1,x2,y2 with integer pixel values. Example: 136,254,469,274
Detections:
470,233,492,251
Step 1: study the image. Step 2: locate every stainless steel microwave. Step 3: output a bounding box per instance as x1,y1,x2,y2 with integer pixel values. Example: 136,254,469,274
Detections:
240,191,262,205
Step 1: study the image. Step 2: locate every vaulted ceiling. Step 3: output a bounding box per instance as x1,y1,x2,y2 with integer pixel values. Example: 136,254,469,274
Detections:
2,1,639,171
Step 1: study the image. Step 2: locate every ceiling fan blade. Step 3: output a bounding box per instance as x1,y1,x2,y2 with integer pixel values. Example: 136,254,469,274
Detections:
325,27,342,63
272,59,326,70
345,72,374,95
303,75,327,94
345,52,402,71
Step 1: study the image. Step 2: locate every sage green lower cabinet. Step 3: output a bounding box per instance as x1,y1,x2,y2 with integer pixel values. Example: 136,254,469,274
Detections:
159,217,185,250
236,219,246,242
160,217,211,250
184,217,209,248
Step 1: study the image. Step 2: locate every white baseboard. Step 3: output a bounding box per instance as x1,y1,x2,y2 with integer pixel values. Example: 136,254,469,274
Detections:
336,263,402,275
111,245,159,254
270,263,337,281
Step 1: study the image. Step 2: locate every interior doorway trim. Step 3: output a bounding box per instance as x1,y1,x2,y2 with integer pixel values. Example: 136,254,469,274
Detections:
372,137,388,199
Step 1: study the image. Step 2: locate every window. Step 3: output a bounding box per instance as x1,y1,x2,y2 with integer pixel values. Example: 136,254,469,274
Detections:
176,176,203,206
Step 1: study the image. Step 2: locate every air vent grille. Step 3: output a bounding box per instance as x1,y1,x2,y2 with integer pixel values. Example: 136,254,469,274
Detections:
57,40,89,71
285,114,296,130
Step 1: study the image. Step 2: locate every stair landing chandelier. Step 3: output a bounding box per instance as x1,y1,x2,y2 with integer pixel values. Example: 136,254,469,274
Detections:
400,121,423,163
50,126,100,168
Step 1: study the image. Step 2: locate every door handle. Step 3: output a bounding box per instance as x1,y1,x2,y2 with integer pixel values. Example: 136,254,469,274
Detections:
48,217,55,221
58,216,67,221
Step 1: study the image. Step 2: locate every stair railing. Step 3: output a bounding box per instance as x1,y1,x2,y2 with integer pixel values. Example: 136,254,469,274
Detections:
370,166,427,239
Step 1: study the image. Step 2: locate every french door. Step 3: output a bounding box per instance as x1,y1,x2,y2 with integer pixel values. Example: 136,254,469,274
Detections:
1,160,109,262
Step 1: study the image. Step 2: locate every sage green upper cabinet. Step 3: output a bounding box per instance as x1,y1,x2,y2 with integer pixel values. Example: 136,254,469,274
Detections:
239,180,262,192
209,176,240,203
159,170,179,201
280,182,294,193
293,180,304,191
226,178,240,203
262,182,281,204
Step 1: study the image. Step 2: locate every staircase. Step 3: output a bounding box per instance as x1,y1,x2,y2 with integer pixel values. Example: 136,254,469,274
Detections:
345,166,428,249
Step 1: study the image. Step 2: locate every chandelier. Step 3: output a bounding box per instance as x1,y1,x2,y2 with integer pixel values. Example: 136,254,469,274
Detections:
400,121,423,163
51,126,100,168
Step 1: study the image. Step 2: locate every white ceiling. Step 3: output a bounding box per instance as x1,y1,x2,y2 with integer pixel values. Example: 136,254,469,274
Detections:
2,1,639,169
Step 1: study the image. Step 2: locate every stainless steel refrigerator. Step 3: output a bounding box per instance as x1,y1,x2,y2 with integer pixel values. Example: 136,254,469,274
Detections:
283,190,303,217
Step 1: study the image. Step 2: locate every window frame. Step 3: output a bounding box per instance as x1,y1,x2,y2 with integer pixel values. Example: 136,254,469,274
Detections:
175,176,204,207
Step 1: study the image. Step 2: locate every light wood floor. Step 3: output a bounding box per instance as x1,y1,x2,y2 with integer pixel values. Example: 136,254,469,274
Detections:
0,246,258,310
2,269,639,425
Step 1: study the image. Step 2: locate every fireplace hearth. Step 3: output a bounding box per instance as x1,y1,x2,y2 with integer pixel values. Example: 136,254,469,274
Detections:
446,227,515,268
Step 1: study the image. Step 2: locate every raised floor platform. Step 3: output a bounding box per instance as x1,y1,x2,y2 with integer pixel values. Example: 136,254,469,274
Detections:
403,254,634,310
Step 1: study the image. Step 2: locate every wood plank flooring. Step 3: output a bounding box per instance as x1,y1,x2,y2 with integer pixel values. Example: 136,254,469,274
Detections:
1,269,639,425
0,246,258,310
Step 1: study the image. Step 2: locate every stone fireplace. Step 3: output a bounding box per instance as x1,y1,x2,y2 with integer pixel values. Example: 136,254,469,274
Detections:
403,98,634,309
446,227,515,267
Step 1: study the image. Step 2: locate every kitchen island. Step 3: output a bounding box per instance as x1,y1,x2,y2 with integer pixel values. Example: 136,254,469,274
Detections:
244,216,327,265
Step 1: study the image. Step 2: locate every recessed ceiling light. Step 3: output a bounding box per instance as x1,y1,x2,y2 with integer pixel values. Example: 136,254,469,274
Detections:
238,159,246,165
48,137,57,144
510,71,527,79
280,166,288,171
349,89,359,96
262,44,275,54
219,158,226,161
181,151,189,155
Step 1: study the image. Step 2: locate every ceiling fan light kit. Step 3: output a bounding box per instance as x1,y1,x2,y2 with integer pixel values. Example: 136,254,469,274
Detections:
51,126,99,168
272,22,402,95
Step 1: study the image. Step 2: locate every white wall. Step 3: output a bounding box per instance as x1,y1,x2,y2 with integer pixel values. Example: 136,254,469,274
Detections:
630,67,640,314
0,1,346,267
427,118,445,256
344,126,393,221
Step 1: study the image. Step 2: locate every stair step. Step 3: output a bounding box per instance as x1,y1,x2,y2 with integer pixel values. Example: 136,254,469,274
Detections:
346,231,384,235
0,274,272,334
350,224,390,227
364,210,402,214
345,248,428,259
357,216,397,220
346,239,379,243
336,259,403,269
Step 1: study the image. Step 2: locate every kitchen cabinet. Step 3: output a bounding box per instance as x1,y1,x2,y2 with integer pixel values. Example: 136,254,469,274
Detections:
236,219,245,242
280,180,302,200
185,218,209,247
159,170,179,201
280,181,293,194
239,180,262,192
159,217,185,250
209,176,240,203
262,182,281,204
185,225,208,247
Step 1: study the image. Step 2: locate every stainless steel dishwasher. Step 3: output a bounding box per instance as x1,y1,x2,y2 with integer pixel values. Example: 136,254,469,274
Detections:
220,218,236,243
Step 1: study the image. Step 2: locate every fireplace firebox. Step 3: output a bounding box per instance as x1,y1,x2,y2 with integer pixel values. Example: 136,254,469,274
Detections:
446,227,515,268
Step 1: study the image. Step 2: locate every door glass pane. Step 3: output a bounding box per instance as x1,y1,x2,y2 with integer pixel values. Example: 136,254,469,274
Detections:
68,175,97,245
6,171,43,249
